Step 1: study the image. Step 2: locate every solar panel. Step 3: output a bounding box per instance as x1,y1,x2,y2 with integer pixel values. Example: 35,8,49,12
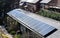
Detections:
7,9,57,37
40,26,55,35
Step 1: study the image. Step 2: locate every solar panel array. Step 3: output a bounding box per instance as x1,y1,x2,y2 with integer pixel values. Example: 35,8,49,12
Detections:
7,9,57,37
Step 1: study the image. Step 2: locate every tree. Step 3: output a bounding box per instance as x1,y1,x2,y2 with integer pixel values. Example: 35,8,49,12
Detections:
0,0,20,25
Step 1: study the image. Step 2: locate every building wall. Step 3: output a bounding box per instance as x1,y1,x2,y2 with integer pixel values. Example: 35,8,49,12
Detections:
57,0,60,7
47,0,60,7
48,0,58,6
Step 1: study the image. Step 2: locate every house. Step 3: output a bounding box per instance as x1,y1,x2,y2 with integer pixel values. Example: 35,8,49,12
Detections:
48,0,60,8
19,0,42,12
48,0,60,12
40,0,60,12
40,0,51,9
19,0,60,12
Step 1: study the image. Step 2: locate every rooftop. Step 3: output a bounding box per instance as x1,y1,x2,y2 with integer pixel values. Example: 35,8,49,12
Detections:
40,0,51,3
7,9,60,38
20,0,39,3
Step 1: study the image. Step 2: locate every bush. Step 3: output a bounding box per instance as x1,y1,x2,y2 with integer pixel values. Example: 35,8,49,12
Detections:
37,10,60,21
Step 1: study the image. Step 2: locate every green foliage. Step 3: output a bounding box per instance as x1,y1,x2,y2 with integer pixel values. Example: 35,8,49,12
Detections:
0,0,15,13
0,0,6,7
14,34,21,38
0,0,6,15
37,10,60,21
10,31,16,35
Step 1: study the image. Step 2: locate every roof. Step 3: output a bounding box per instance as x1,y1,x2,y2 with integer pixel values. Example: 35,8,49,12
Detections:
20,0,39,3
21,9,60,38
7,9,57,37
49,6,60,9
20,0,27,2
40,0,51,3
27,0,39,3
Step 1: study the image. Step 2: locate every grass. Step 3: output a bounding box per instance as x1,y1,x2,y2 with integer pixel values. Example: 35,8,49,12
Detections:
37,9,60,21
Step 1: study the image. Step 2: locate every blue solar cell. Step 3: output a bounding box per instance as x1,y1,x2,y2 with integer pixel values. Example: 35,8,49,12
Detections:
37,24,50,31
24,17,33,23
40,26,55,36
36,24,50,32
17,13,26,19
27,18,39,27
30,20,40,26
33,22,45,29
